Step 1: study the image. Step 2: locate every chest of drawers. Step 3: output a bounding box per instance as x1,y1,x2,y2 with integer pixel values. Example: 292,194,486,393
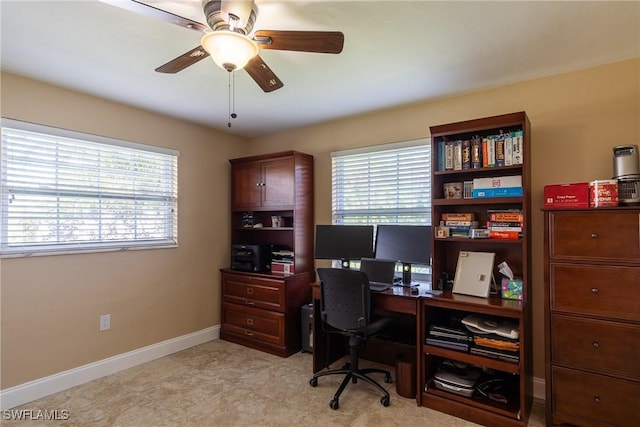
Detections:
544,208,640,427
220,269,311,357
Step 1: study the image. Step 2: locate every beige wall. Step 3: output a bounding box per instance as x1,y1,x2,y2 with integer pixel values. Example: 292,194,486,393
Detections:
248,58,640,380
1,58,638,390
0,72,249,388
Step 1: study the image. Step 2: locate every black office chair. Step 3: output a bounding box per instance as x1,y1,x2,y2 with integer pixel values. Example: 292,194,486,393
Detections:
309,268,394,410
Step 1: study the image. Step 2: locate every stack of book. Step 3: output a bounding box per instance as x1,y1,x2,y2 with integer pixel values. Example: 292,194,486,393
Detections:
426,324,472,352
462,314,520,363
436,130,524,171
440,213,477,238
487,209,523,240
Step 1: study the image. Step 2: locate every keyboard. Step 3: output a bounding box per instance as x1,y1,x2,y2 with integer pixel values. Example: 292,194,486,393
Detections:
369,282,392,292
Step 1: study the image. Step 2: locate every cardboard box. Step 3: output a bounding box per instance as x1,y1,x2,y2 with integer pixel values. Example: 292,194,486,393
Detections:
544,182,589,209
589,179,618,207
473,175,522,189
271,261,295,274
472,187,523,198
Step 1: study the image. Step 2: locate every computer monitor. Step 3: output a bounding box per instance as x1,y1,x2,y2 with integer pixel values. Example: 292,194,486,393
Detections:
374,224,432,286
314,225,374,268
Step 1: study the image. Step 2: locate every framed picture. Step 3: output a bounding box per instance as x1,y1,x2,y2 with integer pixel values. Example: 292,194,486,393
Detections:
452,251,495,298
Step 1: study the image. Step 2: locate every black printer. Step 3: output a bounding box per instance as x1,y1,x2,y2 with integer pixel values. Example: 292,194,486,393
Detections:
231,244,271,272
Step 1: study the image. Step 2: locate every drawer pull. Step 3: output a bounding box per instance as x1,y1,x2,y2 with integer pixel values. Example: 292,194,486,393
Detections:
245,299,255,305
246,288,254,295
591,288,599,294
592,341,600,349
590,233,598,239
245,330,254,336
594,396,601,404
246,318,254,326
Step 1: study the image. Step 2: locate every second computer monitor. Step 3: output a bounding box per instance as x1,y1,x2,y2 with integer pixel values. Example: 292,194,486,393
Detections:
374,224,432,286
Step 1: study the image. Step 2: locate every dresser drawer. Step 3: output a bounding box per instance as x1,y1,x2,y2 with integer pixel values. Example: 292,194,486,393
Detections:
548,210,640,262
550,263,640,321
552,366,640,427
221,302,285,346
222,273,286,312
552,315,640,380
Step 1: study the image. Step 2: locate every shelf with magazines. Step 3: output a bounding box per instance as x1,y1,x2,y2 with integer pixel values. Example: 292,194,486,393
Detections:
420,112,532,427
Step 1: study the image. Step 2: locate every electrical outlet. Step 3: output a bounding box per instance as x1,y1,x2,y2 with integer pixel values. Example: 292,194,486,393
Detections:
99,314,111,331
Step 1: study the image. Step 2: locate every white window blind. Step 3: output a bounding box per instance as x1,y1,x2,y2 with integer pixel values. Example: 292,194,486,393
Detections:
331,139,432,227
1,118,178,256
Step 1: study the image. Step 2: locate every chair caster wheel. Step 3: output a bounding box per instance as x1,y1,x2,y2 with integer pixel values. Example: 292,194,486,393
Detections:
381,395,390,407
330,399,339,410
309,378,318,387
384,373,392,383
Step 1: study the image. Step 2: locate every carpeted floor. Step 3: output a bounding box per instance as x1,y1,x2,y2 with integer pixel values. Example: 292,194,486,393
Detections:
3,339,545,426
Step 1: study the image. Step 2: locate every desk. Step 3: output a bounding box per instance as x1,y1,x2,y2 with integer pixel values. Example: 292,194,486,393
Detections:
311,282,432,405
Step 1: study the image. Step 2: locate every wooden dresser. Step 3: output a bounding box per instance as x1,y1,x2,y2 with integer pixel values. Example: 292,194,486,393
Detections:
220,269,310,357
544,208,640,427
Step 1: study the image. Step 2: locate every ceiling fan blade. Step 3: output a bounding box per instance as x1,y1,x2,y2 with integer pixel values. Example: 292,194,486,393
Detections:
99,0,208,33
244,55,284,93
253,30,344,54
155,46,210,73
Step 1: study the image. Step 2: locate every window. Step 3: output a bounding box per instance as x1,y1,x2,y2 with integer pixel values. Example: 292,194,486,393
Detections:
332,139,431,226
331,139,431,273
1,118,178,257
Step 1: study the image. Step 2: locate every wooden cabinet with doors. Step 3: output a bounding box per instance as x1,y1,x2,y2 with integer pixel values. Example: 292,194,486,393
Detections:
231,154,295,211
544,208,640,427
221,151,314,356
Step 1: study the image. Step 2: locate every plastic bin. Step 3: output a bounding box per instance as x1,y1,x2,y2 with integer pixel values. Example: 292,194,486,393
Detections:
395,353,416,398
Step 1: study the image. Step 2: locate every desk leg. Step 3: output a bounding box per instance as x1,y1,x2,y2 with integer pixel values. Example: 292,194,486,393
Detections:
312,298,346,373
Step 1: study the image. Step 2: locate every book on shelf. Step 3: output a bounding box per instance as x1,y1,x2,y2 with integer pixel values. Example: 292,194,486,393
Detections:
471,136,483,169
504,133,513,166
453,140,463,170
488,209,524,222
472,187,523,198
495,134,506,167
461,140,471,170
489,230,521,240
445,140,454,170
489,221,523,230
441,213,475,221
470,346,519,363
426,338,470,352
512,130,523,165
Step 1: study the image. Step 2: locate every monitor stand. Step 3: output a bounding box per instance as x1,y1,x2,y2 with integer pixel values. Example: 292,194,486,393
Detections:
400,263,419,287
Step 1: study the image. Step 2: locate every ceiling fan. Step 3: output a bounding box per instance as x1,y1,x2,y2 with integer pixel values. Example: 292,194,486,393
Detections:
102,0,344,93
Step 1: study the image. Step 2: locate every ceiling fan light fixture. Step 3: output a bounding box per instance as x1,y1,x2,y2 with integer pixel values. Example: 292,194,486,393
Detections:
201,31,258,72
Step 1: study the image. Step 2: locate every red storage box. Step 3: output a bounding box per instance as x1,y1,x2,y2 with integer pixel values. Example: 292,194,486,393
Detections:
271,262,295,274
544,182,589,209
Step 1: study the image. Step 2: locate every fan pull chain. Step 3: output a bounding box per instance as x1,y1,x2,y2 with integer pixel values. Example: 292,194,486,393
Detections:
227,71,238,128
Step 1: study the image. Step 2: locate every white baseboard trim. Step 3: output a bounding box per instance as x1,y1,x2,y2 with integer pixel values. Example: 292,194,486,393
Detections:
533,376,545,401
0,325,220,410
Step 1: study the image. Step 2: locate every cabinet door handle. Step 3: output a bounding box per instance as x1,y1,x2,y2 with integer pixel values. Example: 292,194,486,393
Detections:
594,396,601,404
591,288,599,294
592,341,600,349
246,318,254,326
590,233,598,239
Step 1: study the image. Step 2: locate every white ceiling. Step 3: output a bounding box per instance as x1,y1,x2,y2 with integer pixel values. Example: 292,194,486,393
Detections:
1,1,639,138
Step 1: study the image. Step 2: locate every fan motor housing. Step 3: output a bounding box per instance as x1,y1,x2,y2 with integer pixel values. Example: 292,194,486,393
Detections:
203,0,257,34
